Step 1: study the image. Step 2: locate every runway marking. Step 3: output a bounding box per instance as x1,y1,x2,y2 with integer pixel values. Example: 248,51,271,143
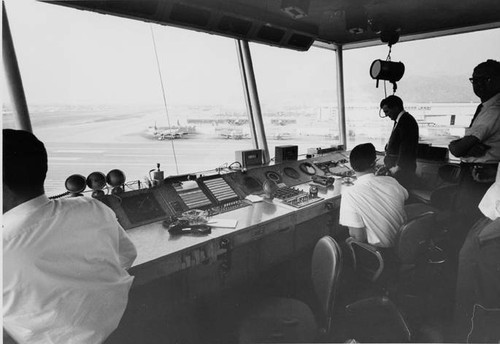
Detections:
50,157,81,161
55,150,105,153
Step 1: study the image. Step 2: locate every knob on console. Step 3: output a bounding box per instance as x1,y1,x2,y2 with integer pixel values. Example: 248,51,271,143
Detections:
106,169,126,194
65,174,86,196
87,171,106,198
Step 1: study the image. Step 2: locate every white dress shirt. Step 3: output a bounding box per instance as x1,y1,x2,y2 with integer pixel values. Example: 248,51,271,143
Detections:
392,110,405,131
339,174,408,247
3,195,137,344
464,92,500,163
478,163,500,221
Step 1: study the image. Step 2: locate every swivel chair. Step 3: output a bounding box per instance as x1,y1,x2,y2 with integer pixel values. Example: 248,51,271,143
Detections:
238,236,342,343
429,163,461,211
345,296,411,343
343,240,411,342
404,202,437,222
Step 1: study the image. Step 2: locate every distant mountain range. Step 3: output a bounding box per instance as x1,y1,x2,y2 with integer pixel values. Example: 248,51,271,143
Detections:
345,74,478,104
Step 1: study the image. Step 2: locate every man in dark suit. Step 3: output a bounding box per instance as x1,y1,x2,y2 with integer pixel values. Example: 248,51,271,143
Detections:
380,95,419,188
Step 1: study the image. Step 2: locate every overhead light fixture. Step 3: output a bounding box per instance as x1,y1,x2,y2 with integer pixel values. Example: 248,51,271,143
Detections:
370,29,404,93
370,60,405,83
281,0,310,19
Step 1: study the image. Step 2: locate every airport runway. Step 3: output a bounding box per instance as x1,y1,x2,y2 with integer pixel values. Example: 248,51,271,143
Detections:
42,137,254,196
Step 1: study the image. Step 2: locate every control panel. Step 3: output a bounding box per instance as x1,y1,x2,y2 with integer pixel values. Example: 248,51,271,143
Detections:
95,151,351,230
273,183,323,208
100,174,250,230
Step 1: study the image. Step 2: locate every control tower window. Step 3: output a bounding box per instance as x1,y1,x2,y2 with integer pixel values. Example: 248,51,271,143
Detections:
4,1,252,196
343,29,500,154
250,44,340,158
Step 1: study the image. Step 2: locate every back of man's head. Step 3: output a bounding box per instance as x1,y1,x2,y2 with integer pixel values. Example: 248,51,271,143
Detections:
350,143,376,172
474,59,500,77
3,129,48,194
380,95,404,110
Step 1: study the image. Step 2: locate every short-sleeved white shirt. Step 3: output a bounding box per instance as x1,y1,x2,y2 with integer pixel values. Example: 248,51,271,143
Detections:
464,92,500,163
3,195,137,344
339,174,408,247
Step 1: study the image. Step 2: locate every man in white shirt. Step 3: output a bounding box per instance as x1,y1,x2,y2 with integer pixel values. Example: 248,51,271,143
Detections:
448,59,500,247
340,143,408,248
3,129,137,344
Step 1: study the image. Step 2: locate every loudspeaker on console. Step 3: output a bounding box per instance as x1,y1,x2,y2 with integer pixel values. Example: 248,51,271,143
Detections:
235,149,264,168
275,145,298,163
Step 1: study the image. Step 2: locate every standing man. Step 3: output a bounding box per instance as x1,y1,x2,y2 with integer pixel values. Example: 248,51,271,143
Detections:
3,129,137,344
448,59,500,238
380,95,420,189
340,143,408,249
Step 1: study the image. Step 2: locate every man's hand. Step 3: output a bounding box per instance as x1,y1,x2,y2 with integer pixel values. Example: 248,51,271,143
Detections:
465,143,491,157
472,165,497,183
375,165,389,176
449,135,483,157
389,165,401,175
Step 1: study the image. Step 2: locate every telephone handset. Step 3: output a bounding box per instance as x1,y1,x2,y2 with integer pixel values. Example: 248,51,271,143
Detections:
299,162,317,175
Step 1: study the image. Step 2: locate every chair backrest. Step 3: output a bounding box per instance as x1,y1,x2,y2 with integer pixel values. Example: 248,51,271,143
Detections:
438,163,461,184
311,236,342,335
404,203,437,222
397,212,435,265
345,237,384,282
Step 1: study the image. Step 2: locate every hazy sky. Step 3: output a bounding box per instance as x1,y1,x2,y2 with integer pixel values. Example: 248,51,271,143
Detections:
4,0,500,106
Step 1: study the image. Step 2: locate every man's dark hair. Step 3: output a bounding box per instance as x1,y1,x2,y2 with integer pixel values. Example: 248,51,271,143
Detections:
474,59,500,77
3,129,48,192
380,95,404,109
349,143,376,172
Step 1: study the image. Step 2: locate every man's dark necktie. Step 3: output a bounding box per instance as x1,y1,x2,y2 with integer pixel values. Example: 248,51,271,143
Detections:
469,104,483,127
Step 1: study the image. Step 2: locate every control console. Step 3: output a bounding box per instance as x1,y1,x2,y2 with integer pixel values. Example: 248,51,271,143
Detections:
94,151,350,229
273,183,323,208
99,174,250,230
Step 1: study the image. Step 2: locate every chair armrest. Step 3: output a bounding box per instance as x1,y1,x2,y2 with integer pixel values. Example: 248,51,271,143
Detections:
345,238,385,282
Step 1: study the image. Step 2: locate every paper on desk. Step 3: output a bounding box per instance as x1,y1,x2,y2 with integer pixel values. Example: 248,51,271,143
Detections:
207,219,238,228
245,194,264,202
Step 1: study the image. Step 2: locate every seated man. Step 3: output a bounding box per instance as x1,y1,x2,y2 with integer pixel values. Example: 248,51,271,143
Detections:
340,143,408,248
453,163,500,342
3,129,137,344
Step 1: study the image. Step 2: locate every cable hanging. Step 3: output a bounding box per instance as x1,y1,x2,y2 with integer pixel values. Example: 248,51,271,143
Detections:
150,24,180,175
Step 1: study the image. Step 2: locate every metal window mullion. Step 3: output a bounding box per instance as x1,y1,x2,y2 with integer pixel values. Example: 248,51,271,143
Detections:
3,1,32,132
238,40,270,163
235,40,258,148
335,44,347,149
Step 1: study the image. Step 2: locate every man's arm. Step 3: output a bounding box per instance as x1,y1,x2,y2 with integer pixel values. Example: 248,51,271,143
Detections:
395,115,418,170
117,226,137,269
478,218,500,243
449,135,490,157
349,226,368,243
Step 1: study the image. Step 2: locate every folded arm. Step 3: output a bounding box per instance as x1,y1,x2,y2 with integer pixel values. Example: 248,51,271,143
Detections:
449,135,490,157
118,226,138,269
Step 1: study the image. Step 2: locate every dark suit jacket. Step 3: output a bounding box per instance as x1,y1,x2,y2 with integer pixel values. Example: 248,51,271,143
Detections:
384,112,419,173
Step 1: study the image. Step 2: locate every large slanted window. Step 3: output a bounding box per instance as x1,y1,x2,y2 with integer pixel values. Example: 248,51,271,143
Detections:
249,43,340,160
3,0,250,196
343,28,500,154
